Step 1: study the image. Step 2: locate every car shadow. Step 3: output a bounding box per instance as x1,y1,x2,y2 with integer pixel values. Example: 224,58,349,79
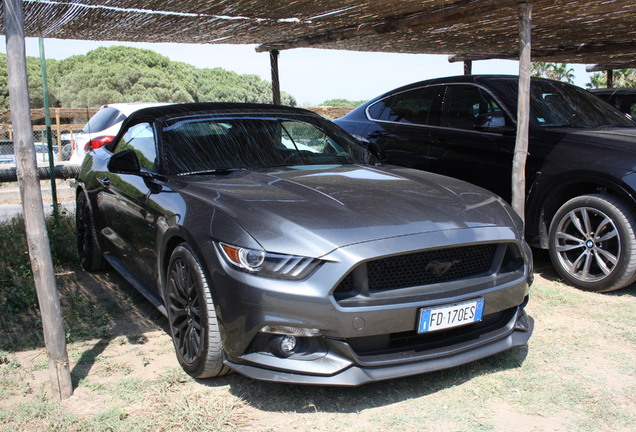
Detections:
196,345,529,413
531,247,561,282
70,270,530,410
606,281,636,297
68,270,167,387
531,247,636,297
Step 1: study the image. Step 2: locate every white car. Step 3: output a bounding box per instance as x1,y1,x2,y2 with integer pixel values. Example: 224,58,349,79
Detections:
68,102,172,165
0,141,58,166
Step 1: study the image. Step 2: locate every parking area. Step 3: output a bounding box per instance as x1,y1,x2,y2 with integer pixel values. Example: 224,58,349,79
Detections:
1,261,634,431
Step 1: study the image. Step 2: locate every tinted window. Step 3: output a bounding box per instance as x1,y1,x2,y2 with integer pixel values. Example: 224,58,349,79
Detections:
115,123,156,170
615,95,636,117
84,107,126,133
495,79,635,128
368,86,441,125
162,117,365,175
441,85,503,130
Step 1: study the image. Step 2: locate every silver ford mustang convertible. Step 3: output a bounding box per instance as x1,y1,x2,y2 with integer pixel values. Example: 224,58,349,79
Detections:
75,103,533,386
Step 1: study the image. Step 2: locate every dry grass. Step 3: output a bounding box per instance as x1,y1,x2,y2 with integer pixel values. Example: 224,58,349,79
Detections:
1,259,635,431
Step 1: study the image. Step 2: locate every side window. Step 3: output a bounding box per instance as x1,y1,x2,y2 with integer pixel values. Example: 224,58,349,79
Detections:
279,121,345,155
114,123,156,170
621,95,636,117
441,85,503,130
368,86,441,126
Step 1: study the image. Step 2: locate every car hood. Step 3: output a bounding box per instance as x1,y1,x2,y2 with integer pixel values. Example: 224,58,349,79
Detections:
177,165,518,257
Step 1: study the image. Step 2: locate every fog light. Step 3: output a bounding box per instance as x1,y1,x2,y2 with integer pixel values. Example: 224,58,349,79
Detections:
260,325,321,337
272,335,297,357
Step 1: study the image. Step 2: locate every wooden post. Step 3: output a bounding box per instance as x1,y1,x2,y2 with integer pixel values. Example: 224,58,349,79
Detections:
270,50,281,105
464,60,472,75
4,0,73,400
512,2,532,222
607,69,613,88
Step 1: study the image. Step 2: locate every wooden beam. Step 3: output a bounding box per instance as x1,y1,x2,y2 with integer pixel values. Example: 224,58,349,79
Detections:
512,2,532,221
256,0,520,52
586,62,636,72
607,69,613,88
449,52,518,62
4,0,73,400
449,41,636,63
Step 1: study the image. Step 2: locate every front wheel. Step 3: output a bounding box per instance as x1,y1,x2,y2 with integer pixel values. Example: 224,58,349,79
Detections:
166,243,230,378
548,194,636,292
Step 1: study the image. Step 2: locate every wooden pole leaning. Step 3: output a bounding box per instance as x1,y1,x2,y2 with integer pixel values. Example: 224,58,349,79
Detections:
4,0,73,400
512,2,533,223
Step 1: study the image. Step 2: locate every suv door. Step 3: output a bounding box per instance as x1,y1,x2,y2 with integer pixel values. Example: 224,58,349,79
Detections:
365,85,442,170
426,84,516,200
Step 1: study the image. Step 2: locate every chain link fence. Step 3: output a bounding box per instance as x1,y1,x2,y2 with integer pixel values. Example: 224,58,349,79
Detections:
0,108,95,222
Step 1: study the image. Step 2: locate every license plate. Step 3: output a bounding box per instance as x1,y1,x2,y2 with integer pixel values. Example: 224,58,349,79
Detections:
417,299,484,333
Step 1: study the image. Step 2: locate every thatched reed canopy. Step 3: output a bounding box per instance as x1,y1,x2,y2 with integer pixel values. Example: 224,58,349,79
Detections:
1,0,635,70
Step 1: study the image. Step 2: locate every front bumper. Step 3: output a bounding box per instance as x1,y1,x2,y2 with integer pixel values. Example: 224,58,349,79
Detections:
203,226,534,386
228,306,533,386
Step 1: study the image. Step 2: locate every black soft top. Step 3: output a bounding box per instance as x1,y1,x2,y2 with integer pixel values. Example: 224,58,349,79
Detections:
123,102,319,128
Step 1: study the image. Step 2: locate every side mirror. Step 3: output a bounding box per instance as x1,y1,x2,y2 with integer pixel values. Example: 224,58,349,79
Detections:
108,149,140,174
474,112,508,133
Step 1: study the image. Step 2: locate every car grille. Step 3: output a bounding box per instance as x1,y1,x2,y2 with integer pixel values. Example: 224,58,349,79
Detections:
333,242,523,304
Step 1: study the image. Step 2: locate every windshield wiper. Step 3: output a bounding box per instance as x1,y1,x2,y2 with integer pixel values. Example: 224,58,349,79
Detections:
177,168,242,176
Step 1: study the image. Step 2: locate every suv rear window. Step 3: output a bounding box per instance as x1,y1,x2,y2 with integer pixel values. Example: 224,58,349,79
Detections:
83,107,126,133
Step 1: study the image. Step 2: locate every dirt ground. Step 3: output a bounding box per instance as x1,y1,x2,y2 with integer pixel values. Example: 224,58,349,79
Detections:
2,254,636,431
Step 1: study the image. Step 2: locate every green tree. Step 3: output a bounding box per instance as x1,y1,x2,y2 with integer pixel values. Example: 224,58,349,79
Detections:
531,62,575,83
0,46,297,110
54,46,196,107
587,69,636,88
0,54,60,110
319,98,367,107
193,68,295,105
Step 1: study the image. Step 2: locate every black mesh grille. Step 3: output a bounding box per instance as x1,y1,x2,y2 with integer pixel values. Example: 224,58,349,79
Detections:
370,244,496,291
335,243,500,296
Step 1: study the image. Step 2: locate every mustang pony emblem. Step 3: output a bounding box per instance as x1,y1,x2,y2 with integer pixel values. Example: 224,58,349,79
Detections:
425,259,462,276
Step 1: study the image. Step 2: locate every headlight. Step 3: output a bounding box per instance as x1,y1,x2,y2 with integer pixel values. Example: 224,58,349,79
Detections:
218,243,321,280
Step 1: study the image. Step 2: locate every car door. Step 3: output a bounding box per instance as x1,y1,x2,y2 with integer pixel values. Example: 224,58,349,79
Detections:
365,85,442,170
96,122,163,288
427,83,516,201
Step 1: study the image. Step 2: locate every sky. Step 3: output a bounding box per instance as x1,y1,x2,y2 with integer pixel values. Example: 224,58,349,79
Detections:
1,37,594,106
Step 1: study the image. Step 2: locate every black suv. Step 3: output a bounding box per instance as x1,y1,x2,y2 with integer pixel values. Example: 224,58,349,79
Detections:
590,88,636,117
335,75,636,292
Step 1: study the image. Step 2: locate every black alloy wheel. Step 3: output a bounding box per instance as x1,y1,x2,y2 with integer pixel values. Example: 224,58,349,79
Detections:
549,193,636,292
166,243,229,378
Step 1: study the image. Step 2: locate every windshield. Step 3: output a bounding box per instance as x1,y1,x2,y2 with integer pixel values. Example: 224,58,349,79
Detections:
493,79,636,128
161,116,365,175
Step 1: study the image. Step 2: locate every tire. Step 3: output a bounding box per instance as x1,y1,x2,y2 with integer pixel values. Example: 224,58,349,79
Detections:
548,193,636,292
166,243,230,379
76,192,108,272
